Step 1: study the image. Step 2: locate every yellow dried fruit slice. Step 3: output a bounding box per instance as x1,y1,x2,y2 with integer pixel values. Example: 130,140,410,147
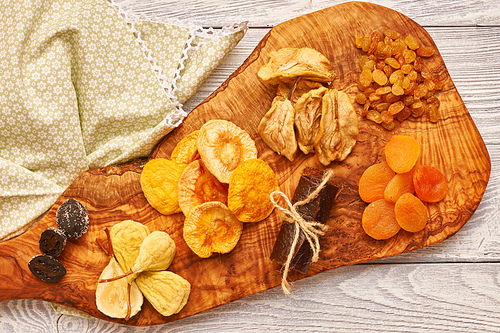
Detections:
140,158,187,215
170,130,200,164
183,201,243,258
131,231,176,274
136,271,191,317
228,158,279,222
95,257,143,319
178,160,229,216
197,120,257,184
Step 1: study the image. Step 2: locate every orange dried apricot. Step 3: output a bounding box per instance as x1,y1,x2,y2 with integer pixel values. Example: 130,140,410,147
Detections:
178,160,229,216
395,193,428,232
384,169,415,203
140,159,187,215
183,202,243,258
384,135,420,173
358,162,395,203
228,158,279,222
362,199,400,240
413,165,448,202
170,130,200,164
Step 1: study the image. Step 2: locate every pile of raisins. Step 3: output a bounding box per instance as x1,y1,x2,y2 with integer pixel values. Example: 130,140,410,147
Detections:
354,29,442,130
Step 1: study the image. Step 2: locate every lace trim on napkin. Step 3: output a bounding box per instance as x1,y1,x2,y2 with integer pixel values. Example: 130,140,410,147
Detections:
109,0,247,125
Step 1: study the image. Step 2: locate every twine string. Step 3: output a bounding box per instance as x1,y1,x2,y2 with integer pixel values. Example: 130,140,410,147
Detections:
270,169,334,294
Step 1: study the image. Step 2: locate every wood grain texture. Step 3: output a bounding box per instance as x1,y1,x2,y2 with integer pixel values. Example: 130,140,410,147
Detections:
0,1,493,328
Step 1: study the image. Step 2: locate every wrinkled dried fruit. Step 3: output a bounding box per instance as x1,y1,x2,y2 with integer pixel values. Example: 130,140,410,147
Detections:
362,199,400,240
413,165,448,202
258,96,297,161
178,160,229,216
358,162,396,203
140,158,187,215
28,254,66,282
257,47,336,84
183,201,243,258
385,135,420,173
56,198,89,239
39,227,66,257
395,193,428,232
384,169,415,203
276,79,324,105
228,158,279,222
170,130,200,164
136,271,191,317
197,120,257,184
130,231,176,275
96,257,143,319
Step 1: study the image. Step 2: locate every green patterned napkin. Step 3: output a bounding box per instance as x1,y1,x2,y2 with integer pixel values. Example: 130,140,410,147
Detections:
0,0,246,241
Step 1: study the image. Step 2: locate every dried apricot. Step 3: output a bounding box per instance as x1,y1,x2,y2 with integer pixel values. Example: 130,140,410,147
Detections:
358,162,395,203
140,158,187,215
170,130,200,164
228,158,279,222
197,120,258,184
413,165,448,202
178,160,229,216
384,135,420,173
384,169,415,203
183,201,243,258
395,193,428,232
362,199,400,240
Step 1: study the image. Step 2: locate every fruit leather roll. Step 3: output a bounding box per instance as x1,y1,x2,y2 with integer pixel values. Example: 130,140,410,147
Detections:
270,170,338,274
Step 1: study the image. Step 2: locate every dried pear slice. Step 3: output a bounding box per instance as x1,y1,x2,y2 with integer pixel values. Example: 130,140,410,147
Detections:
257,96,297,161
131,231,176,274
332,91,359,161
136,271,191,317
258,47,336,84
228,158,279,222
110,220,150,283
276,79,324,105
294,86,328,154
170,130,200,164
178,160,229,216
183,201,243,258
197,120,257,184
140,158,187,215
314,89,341,166
96,257,143,320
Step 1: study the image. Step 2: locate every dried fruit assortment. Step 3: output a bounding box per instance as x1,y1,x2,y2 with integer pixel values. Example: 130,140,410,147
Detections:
96,220,190,319
358,135,447,240
140,120,278,258
354,29,443,129
258,47,359,165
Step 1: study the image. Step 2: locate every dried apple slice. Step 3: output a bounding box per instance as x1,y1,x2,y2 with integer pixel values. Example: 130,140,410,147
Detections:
183,201,243,258
140,158,187,215
197,120,257,184
170,130,200,164
178,160,229,216
228,158,279,222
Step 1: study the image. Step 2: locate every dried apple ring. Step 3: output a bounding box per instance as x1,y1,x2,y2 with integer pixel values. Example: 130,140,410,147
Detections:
140,158,187,215
183,201,243,258
178,160,229,216
228,158,279,222
170,130,200,164
197,120,257,183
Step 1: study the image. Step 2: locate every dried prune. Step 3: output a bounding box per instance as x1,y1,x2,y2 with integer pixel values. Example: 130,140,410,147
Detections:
28,254,66,282
56,198,89,239
39,227,67,257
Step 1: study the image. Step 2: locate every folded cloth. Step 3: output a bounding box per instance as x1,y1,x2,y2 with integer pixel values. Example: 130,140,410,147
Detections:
0,0,246,241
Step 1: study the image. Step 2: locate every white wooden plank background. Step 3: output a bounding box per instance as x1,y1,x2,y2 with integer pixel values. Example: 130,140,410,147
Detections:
1,1,499,332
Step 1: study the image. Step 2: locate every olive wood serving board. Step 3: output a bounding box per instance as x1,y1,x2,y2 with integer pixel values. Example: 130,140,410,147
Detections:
0,1,491,326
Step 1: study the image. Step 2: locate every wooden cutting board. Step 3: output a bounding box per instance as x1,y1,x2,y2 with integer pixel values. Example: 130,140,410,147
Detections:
0,1,491,326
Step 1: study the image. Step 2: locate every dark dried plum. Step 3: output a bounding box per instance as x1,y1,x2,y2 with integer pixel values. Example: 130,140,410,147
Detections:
28,254,66,282
56,198,89,239
39,227,67,257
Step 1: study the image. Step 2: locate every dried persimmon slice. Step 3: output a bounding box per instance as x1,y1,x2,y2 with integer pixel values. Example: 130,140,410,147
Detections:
178,160,229,216
171,130,200,164
228,158,279,222
140,158,186,215
183,202,243,258
197,120,257,184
